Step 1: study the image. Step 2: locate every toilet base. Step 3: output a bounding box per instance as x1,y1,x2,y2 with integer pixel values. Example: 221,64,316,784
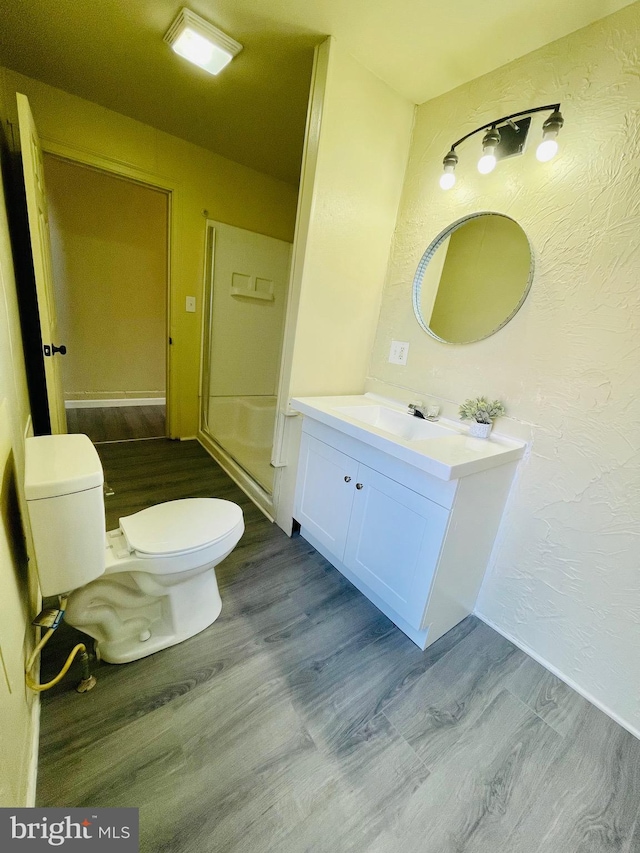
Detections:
65,566,223,664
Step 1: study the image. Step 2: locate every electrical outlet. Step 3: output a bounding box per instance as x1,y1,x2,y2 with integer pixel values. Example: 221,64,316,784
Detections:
186,296,196,313
388,340,409,365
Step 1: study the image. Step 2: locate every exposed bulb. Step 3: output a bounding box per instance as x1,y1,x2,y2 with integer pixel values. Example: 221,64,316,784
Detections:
478,127,500,175
439,170,456,190
536,138,558,162
439,150,458,190
477,153,497,174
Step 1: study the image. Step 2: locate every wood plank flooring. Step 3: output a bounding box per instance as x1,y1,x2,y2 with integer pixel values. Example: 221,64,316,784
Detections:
66,404,166,443
37,439,640,852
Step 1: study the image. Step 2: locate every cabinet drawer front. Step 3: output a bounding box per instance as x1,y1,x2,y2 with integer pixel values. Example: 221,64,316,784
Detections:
295,434,359,560
344,465,449,627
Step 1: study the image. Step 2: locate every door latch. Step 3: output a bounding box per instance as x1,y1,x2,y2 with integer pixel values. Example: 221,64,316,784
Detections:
43,344,67,357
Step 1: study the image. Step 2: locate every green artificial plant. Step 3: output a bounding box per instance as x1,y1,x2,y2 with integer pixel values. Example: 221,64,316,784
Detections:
459,397,506,425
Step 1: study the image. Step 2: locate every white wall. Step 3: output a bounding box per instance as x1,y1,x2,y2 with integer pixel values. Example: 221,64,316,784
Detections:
368,4,640,735
274,38,415,531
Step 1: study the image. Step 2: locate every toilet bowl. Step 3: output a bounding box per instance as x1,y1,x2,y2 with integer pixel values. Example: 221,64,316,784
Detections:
25,434,244,664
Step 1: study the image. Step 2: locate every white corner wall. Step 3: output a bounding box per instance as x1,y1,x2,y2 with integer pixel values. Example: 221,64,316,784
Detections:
275,37,414,531
368,4,640,735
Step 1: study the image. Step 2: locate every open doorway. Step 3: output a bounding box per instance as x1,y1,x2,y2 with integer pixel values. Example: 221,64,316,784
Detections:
43,155,169,442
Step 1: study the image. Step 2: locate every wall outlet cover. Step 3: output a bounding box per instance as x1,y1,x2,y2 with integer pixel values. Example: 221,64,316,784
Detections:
186,296,196,313
389,340,410,365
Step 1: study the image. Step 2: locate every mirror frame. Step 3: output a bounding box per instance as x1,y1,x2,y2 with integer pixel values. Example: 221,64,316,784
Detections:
411,211,535,345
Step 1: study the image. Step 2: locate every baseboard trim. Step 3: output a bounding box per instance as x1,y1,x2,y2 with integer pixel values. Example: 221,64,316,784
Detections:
65,398,165,409
475,611,640,741
25,692,40,806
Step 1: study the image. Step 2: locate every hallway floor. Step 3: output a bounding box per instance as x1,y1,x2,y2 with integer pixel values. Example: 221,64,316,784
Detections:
37,440,640,852
66,404,166,442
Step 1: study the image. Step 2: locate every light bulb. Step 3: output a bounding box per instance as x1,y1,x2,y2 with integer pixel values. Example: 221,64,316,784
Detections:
439,171,455,190
477,153,497,174
439,149,458,190
478,127,500,175
439,171,456,190
536,138,558,162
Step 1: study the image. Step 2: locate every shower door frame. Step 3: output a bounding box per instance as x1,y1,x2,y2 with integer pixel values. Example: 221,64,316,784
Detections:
198,219,282,521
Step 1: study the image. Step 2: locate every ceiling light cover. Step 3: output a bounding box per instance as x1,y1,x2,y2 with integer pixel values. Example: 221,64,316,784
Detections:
164,8,243,75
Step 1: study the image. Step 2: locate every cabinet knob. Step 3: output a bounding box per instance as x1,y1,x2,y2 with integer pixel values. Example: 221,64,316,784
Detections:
356,483,363,490
344,476,351,483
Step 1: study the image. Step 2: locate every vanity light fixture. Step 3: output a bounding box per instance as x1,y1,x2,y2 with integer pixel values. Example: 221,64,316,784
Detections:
164,7,243,76
439,104,564,189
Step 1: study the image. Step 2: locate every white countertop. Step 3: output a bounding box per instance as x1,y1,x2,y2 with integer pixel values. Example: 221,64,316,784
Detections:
290,393,526,481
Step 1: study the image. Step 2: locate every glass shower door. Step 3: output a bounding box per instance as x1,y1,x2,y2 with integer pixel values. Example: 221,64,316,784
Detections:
201,221,291,494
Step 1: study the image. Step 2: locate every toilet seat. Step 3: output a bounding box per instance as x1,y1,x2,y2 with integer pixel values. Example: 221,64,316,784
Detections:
120,498,244,559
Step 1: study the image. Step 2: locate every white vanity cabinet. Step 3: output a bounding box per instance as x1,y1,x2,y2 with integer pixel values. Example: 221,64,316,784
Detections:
294,416,520,650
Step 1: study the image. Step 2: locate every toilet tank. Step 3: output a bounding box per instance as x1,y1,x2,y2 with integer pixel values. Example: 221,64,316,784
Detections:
25,434,106,596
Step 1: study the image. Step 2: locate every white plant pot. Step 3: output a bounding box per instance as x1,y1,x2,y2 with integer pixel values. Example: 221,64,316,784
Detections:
468,421,492,439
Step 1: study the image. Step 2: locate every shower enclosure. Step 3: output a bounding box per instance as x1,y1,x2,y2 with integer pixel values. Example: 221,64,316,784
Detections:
200,220,292,496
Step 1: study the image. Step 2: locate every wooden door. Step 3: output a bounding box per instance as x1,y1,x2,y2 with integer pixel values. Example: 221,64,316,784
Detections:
16,92,67,434
344,464,449,627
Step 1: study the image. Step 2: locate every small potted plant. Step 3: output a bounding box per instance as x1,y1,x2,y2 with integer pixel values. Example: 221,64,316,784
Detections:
459,396,505,438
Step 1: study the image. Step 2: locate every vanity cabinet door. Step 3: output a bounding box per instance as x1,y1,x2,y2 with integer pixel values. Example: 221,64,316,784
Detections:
295,434,359,560
343,465,450,628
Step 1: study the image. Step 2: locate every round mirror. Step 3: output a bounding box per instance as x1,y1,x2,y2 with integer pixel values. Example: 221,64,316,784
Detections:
412,212,533,344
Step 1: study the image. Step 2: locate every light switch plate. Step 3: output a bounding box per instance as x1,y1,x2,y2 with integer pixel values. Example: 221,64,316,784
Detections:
186,296,196,313
389,340,409,365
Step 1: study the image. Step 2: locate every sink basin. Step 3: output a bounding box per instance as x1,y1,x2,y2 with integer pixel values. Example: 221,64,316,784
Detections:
333,404,455,441
290,393,526,481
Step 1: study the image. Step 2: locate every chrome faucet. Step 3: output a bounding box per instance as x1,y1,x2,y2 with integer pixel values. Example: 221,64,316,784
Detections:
408,401,440,421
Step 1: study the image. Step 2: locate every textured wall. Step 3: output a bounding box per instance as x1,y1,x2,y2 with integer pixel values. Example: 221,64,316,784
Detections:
368,4,640,733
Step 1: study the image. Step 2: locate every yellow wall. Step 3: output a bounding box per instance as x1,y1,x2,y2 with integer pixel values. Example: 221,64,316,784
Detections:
428,215,531,342
274,38,415,530
45,156,168,400
368,3,640,735
0,68,299,437
0,148,39,804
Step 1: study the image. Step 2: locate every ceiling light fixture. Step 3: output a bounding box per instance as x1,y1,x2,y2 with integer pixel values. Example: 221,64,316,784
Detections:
164,7,243,76
439,104,564,189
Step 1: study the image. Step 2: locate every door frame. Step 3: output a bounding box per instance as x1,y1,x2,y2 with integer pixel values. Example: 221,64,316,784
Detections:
40,140,178,438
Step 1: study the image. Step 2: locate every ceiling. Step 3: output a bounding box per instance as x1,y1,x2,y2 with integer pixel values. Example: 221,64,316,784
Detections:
0,0,635,185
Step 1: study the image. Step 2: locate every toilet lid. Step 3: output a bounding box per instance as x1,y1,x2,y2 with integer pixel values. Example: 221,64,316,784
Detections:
119,498,243,557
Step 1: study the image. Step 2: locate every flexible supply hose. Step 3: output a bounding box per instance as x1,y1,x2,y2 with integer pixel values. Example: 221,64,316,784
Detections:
25,596,96,693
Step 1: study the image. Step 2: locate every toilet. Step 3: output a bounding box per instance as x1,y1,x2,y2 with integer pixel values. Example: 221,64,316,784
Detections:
24,434,244,664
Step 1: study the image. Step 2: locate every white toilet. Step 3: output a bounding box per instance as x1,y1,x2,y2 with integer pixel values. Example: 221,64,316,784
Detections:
24,434,244,664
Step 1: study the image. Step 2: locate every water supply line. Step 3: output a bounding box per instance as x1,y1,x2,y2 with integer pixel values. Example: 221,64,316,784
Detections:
25,595,97,693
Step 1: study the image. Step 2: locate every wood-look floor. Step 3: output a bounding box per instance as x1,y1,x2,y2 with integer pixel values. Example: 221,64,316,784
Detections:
66,405,166,443
37,439,640,852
